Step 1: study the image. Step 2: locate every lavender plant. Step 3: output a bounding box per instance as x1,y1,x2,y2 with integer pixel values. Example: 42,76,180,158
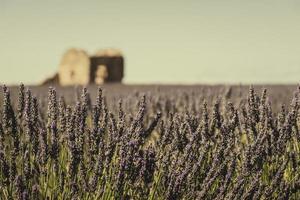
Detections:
0,84,299,199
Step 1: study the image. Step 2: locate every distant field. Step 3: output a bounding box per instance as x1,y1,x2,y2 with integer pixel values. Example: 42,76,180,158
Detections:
3,84,298,110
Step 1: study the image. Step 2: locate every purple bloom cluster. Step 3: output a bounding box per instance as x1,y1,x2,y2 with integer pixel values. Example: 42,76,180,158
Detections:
0,84,299,199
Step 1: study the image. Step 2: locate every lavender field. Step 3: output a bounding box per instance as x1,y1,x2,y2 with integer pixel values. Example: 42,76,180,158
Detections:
0,84,300,199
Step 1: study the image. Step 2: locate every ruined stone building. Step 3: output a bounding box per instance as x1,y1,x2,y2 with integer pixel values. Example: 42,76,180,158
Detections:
43,48,124,86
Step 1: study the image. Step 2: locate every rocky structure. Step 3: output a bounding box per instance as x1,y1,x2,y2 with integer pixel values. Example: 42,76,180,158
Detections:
42,48,124,86
90,49,124,85
58,49,91,86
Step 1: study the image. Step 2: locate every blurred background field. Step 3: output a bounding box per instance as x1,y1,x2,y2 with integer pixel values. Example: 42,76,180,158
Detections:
1,84,298,113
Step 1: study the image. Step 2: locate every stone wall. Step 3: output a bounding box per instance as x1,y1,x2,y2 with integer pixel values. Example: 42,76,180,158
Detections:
90,55,124,83
58,48,90,86
42,48,124,86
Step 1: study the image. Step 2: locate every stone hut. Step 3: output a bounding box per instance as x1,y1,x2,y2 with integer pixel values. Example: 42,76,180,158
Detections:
43,48,124,86
90,49,124,84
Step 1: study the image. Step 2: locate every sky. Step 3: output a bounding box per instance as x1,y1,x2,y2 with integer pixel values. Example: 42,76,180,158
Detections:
0,0,300,85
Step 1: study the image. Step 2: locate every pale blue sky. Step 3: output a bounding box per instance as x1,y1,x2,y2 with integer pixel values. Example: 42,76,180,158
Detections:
0,0,300,84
